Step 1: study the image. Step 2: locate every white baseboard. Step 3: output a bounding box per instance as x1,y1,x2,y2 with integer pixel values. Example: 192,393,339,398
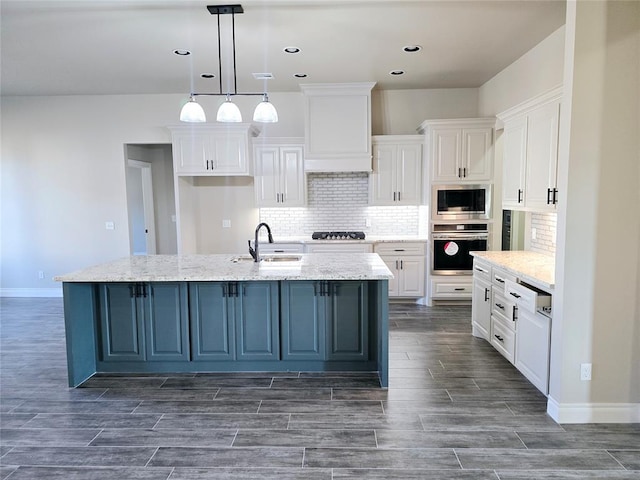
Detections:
0,288,63,298
547,396,640,423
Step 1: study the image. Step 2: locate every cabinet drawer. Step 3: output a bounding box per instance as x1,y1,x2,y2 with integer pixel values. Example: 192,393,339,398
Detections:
492,267,517,291
472,259,491,282
259,243,305,254
432,280,472,298
375,242,426,256
505,279,551,313
491,290,516,330
306,243,373,254
491,315,516,364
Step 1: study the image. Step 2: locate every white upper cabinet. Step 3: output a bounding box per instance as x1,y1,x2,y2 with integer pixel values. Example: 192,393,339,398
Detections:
301,83,375,173
498,86,562,212
370,136,422,206
419,118,495,183
168,124,259,176
254,139,305,207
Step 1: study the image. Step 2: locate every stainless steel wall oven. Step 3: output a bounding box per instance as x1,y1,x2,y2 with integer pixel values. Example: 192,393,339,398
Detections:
431,223,489,275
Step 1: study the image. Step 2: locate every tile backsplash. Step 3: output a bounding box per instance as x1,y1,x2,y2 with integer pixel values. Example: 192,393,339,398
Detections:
259,172,425,237
530,212,557,256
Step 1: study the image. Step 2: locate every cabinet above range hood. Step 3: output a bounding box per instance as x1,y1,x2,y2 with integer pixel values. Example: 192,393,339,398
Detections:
301,83,376,173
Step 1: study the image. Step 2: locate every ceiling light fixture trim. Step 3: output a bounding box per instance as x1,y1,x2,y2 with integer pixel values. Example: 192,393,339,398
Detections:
179,4,278,123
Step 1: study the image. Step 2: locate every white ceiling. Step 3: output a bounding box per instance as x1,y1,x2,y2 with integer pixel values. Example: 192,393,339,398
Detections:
1,0,566,97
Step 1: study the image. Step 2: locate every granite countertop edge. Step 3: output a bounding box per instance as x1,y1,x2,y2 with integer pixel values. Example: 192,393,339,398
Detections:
55,253,395,283
470,251,555,291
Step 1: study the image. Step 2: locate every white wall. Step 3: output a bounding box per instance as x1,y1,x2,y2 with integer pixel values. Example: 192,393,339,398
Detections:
549,0,640,421
479,26,566,117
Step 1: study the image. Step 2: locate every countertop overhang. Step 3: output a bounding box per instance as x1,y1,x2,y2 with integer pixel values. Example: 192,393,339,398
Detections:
470,250,555,290
55,253,394,283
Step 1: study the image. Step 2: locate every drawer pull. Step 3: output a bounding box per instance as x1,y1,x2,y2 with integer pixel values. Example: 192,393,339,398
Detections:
484,288,490,302
475,266,488,273
495,277,505,283
454,287,466,291
274,250,284,253
394,249,405,252
495,302,505,310
509,292,521,299
494,334,504,342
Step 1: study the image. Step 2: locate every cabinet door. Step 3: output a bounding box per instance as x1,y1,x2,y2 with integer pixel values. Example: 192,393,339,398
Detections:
471,277,492,340
502,116,528,209
397,257,425,297
235,282,279,361
395,144,422,205
189,283,235,361
173,133,210,174
211,132,248,174
145,283,189,361
515,309,551,394
379,256,399,296
99,283,145,361
431,128,462,183
370,144,397,205
280,146,305,206
327,281,368,361
280,281,325,360
254,146,281,207
525,101,560,211
462,127,493,181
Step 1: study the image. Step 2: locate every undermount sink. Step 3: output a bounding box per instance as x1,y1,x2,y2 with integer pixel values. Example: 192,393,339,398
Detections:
230,255,302,263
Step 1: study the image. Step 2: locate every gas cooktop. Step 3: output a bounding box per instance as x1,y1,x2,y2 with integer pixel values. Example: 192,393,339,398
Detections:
311,231,366,240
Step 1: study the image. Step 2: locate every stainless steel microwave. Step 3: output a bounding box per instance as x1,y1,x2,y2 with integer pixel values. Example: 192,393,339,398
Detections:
432,184,492,221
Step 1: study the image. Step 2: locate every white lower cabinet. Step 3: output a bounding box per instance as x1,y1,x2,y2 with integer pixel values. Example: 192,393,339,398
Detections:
431,278,473,300
515,308,551,394
375,242,426,298
471,256,553,395
471,259,491,339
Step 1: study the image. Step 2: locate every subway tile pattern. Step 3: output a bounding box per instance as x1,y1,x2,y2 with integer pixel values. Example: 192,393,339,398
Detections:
1,298,639,479
259,172,423,237
530,212,557,256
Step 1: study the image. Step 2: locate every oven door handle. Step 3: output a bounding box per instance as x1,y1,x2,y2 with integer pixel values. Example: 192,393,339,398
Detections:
431,234,488,240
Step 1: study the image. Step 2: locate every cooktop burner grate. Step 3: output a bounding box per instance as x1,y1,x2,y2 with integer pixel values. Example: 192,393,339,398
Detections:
311,231,366,240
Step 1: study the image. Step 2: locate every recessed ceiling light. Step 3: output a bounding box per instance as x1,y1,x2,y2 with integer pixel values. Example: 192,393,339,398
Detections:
201,73,215,79
403,45,422,53
283,46,300,54
389,70,405,76
253,73,274,80
293,73,307,78
173,49,191,56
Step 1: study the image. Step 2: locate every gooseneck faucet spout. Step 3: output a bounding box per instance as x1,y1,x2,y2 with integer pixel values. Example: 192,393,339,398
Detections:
249,222,274,262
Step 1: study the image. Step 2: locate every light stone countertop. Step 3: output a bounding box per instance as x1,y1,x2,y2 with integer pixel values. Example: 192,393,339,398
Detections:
55,253,394,283
470,250,555,291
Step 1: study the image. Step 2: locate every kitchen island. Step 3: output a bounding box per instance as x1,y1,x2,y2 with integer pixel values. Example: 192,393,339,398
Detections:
56,253,392,388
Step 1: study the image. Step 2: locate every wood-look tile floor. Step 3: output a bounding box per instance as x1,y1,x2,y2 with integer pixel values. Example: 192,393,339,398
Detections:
1,297,639,479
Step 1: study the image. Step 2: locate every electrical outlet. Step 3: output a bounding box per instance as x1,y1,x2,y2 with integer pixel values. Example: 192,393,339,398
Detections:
580,363,592,381
222,219,231,228
531,227,537,240
105,221,115,230
37,270,44,279
365,218,371,228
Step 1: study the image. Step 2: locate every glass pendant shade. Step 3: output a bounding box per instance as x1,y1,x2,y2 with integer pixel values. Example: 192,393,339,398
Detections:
180,96,206,122
253,94,278,123
216,95,242,122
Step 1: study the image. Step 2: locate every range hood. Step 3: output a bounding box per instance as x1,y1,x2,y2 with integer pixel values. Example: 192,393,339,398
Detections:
301,83,376,173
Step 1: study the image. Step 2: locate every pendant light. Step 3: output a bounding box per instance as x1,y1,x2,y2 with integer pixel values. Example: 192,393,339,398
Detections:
178,4,278,124
252,93,278,123
217,94,243,122
180,95,207,122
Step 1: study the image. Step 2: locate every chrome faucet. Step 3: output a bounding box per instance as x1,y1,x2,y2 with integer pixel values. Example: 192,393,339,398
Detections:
248,222,274,262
